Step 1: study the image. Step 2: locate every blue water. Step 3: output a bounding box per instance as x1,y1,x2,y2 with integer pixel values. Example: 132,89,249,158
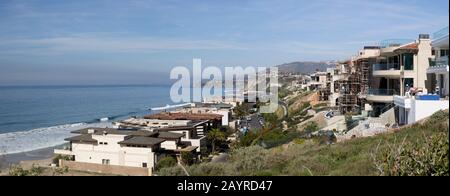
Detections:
0,85,173,154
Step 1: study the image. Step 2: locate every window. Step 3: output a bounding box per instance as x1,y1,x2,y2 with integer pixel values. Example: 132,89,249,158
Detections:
104,142,108,145
142,163,147,168
99,142,104,145
440,49,449,57
403,53,414,70
102,159,110,165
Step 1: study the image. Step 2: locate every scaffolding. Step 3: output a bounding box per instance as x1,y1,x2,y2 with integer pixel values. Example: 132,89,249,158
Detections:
337,74,360,114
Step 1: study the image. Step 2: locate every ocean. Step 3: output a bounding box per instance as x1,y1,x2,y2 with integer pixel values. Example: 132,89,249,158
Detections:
0,85,174,155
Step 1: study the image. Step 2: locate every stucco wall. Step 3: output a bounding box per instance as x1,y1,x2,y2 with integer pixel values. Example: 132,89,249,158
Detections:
60,160,151,176
409,99,449,124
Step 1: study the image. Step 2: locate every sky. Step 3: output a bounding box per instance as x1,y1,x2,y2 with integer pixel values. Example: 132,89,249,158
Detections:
0,0,448,85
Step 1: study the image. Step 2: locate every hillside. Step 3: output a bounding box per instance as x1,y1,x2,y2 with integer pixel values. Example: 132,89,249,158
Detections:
277,61,335,74
158,110,449,176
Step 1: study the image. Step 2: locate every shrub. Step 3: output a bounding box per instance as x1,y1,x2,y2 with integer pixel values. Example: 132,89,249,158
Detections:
304,122,319,132
372,132,449,176
157,166,186,176
229,146,268,175
155,156,177,171
9,164,43,176
181,152,195,166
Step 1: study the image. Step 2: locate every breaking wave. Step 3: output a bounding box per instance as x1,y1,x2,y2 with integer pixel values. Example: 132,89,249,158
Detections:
0,121,112,155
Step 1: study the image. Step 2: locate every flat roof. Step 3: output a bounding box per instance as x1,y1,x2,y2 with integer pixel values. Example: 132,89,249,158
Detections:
156,132,185,139
144,112,222,121
118,136,165,146
65,134,97,144
72,128,156,137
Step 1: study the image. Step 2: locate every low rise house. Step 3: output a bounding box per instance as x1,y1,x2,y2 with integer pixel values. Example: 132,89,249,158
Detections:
54,128,194,175
173,102,233,126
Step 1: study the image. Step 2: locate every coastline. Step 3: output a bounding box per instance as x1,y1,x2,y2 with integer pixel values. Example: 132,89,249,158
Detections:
1,144,62,169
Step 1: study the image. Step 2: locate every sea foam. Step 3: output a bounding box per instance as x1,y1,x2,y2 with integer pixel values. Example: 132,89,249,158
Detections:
0,121,112,155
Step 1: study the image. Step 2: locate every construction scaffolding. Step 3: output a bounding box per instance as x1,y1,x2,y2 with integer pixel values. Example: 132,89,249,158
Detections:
337,74,360,114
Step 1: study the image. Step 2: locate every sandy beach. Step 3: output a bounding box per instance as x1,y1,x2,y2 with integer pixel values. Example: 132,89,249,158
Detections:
0,145,58,171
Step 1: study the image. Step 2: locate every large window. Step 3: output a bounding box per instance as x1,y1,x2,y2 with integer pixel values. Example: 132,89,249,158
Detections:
403,53,414,70
440,49,449,57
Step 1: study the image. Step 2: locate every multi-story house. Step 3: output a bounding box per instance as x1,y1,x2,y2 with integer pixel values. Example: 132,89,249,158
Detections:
394,28,449,125
366,34,433,116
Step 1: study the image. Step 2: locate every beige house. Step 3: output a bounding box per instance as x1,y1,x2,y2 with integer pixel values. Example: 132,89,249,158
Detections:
366,34,433,116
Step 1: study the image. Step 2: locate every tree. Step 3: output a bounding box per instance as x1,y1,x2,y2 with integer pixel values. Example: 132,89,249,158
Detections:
207,128,226,153
233,103,250,119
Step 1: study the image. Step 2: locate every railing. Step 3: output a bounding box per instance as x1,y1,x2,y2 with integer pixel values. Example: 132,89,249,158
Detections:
429,56,449,67
433,26,449,40
379,39,414,48
373,63,400,71
368,89,398,96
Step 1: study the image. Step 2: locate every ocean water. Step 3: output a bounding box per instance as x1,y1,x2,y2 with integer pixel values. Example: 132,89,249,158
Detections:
0,85,173,155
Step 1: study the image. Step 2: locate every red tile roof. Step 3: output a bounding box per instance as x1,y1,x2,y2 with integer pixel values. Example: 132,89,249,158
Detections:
394,43,418,52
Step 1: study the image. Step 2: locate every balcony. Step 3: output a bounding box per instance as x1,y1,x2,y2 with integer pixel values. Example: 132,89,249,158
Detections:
372,63,402,77
366,89,398,103
379,39,414,55
428,56,450,74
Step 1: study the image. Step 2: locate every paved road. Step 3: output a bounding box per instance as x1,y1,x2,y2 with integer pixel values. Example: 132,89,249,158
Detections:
278,101,288,119
238,113,263,131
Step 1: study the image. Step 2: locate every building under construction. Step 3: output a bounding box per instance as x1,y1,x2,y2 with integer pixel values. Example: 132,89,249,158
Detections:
322,46,380,115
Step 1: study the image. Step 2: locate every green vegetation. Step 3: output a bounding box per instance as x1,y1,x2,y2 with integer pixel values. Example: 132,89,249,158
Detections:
181,151,195,166
52,154,74,166
233,103,250,119
155,156,177,171
206,129,227,153
159,110,449,176
304,122,319,132
8,164,44,176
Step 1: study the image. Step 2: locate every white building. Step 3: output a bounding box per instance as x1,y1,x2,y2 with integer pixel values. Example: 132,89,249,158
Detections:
173,102,233,126
54,128,192,174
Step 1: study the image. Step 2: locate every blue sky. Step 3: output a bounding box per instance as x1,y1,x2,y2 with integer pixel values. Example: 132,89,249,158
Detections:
0,0,448,85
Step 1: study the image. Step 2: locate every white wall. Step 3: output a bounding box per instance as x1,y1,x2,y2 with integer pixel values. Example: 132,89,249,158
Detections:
71,134,157,170
161,140,178,150
408,99,449,124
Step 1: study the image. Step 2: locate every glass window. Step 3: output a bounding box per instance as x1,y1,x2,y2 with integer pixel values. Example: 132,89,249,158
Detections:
403,54,414,70
440,49,449,57
142,163,147,168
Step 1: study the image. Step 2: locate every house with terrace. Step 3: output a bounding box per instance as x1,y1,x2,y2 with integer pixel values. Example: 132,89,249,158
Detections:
53,127,195,176
394,28,449,125
366,34,433,116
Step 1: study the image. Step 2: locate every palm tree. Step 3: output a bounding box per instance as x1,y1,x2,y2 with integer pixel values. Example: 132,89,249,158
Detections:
206,128,226,153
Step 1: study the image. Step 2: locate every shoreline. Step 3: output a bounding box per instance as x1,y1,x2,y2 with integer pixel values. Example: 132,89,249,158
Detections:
1,145,62,169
